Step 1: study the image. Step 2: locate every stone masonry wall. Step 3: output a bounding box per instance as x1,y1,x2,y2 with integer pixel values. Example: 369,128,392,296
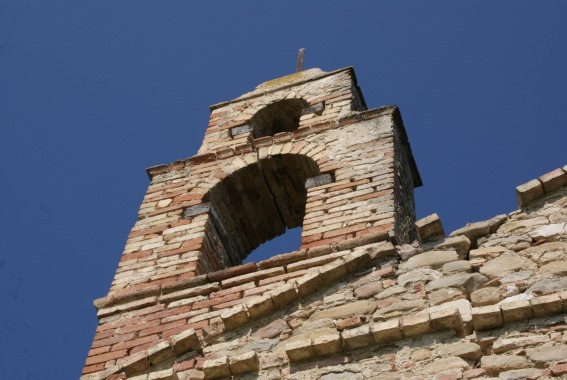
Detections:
82,165,567,380
81,66,567,380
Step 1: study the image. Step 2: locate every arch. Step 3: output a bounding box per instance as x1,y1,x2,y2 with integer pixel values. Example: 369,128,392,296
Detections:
204,153,319,266
251,98,308,138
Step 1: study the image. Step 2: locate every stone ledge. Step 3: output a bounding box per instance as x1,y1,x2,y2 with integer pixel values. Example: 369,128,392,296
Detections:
79,329,199,380
516,166,567,208
93,235,393,314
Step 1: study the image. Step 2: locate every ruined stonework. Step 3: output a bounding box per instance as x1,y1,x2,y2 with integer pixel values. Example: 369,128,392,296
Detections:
81,67,567,380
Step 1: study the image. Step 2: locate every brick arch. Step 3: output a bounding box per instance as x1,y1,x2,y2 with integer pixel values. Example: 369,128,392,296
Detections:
197,153,320,269
250,98,308,138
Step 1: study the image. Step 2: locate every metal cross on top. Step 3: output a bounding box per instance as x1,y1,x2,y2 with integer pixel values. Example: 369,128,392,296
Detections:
296,48,306,72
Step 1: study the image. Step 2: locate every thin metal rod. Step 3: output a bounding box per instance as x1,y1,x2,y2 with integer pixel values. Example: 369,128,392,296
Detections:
296,48,306,72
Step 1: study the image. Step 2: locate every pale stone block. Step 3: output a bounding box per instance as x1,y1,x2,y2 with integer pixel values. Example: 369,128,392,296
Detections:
171,329,200,355
312,333,342,356
500,299,532,323
492,335,550,354
269,283,298,309
480,355,528,375
401,312,432,337
246,294,274,320
122,352,150,376
202,356,231,379
148,369,178,380
539,168,567,194
438,342,481,360
415,213,445,242
318,259,348,282
371,319,402,343
295,272,323,296
449,221,491,241
341,324,373,350
229,351,259,375
220,305,249,331
530,223,567,240
402,250,459,270
472,305,503,330
310,299,377,321
176,369,204,380
516,179,544,208
530,294,563,316
285,338,314,362
422,356,471,374
430,307,466,336
147,341,175,366
343,250,370,273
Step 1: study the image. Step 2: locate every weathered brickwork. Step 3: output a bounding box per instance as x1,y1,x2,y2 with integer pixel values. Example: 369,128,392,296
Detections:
82,67,567,380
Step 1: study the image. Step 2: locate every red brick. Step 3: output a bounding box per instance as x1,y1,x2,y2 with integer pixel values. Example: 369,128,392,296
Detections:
82,363,106,375
335,317,363,331
328,179,371,192
551,363,567,376
186,319,209,330
130,341,157,355
170,220,192,229
118,319,161,334
301,233,322,244
182,237,205,250
92,329,116,341
87,345,111,357
122,304,166,319
128,225,169,239
162,324,193,338
96,317,139,333
187,153,216,165
356,223,394,237
111,334,160,351
258,270,307,286
157,245,195,259
210,282,255,299
110,285,160,304
91,333,137,349
139,319,186,337
120,249,153,262
145,305,192,322
323,223,368,239
195,356,207,370
173,358,196,372
178,271,198,280
301,234,347,250
208,262,257,282
211,296,255,311
173,193,205,203
257,250,308,270
85,349,128,365
192,293,240,310
351,188,393,202
147,201,199,217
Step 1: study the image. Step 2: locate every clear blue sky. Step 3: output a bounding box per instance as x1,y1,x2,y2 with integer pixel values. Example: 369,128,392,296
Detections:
1,1,566,379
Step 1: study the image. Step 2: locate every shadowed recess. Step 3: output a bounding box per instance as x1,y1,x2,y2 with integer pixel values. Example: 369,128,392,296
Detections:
206,154,320,266
251,98,308,138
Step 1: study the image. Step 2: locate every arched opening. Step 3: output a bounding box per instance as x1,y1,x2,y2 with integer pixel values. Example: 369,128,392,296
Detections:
205,154,319,267
251,98,308,138
243,227,302,264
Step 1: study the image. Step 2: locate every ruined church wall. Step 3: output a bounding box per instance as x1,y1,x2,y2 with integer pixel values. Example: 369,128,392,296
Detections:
80,64,566,380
